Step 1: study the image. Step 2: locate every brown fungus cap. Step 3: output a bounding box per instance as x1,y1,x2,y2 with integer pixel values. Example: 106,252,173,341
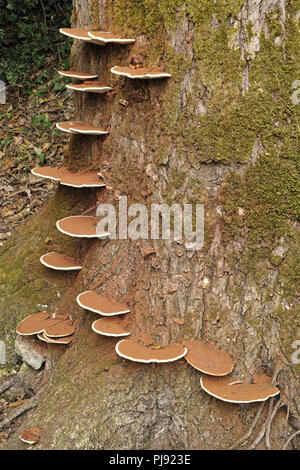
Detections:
39,332,74,345
20,428,42,445
77,291,130,316
200,374,280,404
43,315,75,338
40,252,82,271
111,66,171,79
184,339,234,376
92,317,131,337
68,122,109,135
59,28,92,41
66,82,112,94
116,339,187,363
56,216,110,239
16,312,49,336
56,121,81,134
58,70,98,80
88,31,135,45
32,166,105,188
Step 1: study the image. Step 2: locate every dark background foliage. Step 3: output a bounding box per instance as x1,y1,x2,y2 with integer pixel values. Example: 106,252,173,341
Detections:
0,0,72,90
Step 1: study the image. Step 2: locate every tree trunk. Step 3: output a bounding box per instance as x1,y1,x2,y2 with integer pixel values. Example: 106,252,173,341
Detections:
1,0,299,450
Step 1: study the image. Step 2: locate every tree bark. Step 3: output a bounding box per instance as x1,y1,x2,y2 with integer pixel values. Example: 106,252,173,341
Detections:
1,0,299,449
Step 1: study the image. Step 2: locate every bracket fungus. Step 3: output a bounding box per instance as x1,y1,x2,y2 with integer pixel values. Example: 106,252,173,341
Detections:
77,291,130,316
56,215,110,239
184,339,234,376
20,428,42,445
16,313,75,338
40,252,82,271
38,332,74,345
111,66,171,79
56,121,109,135
92,317,131,337
32,166,106,188
115,339,187,363
58,70,98,80
66,81,112,94
87,31,135,45
59,28,93,41
200,374,280,404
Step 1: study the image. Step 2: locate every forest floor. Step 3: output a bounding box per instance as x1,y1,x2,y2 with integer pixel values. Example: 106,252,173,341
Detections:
0,69,74,446
0,74,74,246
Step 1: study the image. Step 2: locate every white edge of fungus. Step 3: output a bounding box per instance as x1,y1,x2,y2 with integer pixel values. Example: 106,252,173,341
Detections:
59,28,92,41
199,377,280,404
92,320,131,337
40,253,82,271
88,32,135,44
56,216,111,239
111,66,171,79
115,340,187,363
58,71,98,79
31,168,60,181
76,291,130,316
66,84,112,93
56,122,78,134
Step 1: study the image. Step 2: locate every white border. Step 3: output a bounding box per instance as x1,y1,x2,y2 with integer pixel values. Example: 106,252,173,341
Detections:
92,319,131,337
56,122,79,134
59,28,92,41
31,168,60,181
115,339,187,363
58,71,98,80
40,252,82,271
66,84,112,94
88,32,135,45
111,66,171,79
56,216,110,239
77,291,130,316
199,377,280,404
69,124,109,135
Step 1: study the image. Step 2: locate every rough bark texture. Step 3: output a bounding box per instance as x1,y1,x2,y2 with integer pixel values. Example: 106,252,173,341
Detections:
1,0,299,449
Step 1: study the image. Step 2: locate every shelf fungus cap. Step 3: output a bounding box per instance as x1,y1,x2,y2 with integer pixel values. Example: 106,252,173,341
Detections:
116,339,187,363
77,291,130,316
40,252,82,271
16,312,50,336
56,216,110,239
200,374,280,404
184,339,234,376
20,428,42,445
87,31,135,45
92,317,131,337
31,166,63,181
68,122,109,135
66,82,112,94
58,70,98,80
59,28,92,41
111,66,171,79
43,315,75,338
38,332,74,345
59,171,106,188
56,121,81,134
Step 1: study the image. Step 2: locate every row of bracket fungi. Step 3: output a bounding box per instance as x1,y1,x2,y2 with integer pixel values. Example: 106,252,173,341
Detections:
17,24,280,442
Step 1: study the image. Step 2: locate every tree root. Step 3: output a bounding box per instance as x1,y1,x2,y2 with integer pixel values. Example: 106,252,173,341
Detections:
0,397,37,431
282,430,300,450
0,376,18,395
